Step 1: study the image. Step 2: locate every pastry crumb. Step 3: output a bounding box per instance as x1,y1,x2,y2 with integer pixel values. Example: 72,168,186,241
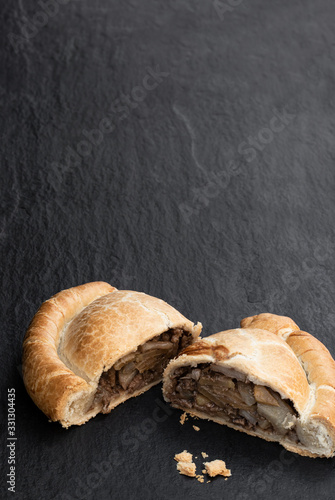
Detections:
180,412,188,425
196,474,204,483
201,452,208,459
176,461,196,477
174,450,193,463
193,425,200,431
203,460,231,478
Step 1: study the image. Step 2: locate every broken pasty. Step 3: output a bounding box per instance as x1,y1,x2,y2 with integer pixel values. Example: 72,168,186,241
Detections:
163,313,335,458
22,282,201,427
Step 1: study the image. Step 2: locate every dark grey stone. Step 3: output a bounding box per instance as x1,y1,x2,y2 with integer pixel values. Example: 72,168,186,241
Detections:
1,0,335,498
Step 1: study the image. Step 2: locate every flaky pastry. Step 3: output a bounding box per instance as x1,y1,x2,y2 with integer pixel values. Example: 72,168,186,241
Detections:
163,313,335,458
23,282,201,427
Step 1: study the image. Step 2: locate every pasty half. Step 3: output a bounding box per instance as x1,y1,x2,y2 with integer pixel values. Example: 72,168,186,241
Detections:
23,282,202,427
163,313,335,458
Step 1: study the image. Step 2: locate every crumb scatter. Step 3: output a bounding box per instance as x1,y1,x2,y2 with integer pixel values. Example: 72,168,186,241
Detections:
174,451,231,483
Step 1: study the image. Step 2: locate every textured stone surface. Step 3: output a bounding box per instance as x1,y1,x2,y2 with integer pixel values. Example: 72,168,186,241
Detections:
1,0,335,498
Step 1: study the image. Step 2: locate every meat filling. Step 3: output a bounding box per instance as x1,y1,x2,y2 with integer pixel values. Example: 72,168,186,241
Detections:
94,328,192,412
167,364,300,444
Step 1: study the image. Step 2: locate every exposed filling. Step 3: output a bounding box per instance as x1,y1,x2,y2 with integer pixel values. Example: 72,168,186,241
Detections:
94,328,192,413
168,364,301,444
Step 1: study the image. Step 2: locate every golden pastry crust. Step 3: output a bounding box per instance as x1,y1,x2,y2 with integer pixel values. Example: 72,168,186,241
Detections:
23,282,202,427
242,313,335,457
163,313,335,458
240,312,299,338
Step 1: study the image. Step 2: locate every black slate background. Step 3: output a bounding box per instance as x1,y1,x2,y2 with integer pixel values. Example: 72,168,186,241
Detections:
1,0,335,499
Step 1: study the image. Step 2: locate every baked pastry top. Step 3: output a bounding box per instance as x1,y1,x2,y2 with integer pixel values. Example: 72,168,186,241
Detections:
163,313,335,458
22,282,202,427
